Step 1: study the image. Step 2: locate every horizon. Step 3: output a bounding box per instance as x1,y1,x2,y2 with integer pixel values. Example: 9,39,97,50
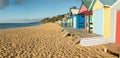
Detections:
0,0,82,23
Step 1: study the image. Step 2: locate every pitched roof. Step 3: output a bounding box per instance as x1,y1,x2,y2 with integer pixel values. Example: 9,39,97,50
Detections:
99,0,117,6
82,0,96,10
82,1,91,9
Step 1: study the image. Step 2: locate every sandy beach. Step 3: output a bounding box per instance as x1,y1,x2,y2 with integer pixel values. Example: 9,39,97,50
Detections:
0,23,117,58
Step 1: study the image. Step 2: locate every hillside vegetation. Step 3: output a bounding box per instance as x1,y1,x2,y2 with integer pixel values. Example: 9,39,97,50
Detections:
40,14,65,24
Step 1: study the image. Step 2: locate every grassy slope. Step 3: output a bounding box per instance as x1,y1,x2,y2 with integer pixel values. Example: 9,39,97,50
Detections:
40,14,65,24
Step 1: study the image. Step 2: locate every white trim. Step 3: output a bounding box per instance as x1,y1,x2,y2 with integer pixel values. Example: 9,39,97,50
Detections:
103,8,104,36
73,16,76,28
111,0,120,9
98,0,104,7
109,9,114,42
114,10,117,43
109,9,117,43
108,8,110,39
93,10,95,33
104,5,110,7
88,0,95,11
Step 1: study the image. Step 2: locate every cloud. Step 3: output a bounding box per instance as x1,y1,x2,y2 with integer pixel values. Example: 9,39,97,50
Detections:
13,0,30,4
0,0,34,9
0,0,9,9
13,0,38,4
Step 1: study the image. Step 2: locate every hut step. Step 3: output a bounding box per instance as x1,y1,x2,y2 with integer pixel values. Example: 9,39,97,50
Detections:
80,37,109,46
63,31,69,37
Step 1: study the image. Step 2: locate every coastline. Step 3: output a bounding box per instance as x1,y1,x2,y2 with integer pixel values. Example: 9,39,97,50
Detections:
0,23,39,30
0,23,117,58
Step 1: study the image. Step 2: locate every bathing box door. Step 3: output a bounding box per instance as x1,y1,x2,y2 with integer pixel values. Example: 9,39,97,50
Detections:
116,10,120,44
73,16,77,28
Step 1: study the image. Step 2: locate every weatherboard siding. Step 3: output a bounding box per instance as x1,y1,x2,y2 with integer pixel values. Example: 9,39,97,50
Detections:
110,9,116,43
84,15,87,30
90,15,93,22
93,8,104,35
104,6,110,38
71,14,85,29
86,15,93,30
110,1,120,43
79,15,85,28
70,18,72,27
116,11,120,44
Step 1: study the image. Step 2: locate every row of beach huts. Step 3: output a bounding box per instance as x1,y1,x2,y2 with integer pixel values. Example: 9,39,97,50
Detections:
58,0,120,45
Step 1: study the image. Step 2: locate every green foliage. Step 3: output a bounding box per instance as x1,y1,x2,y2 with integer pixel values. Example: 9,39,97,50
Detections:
70,6,77,9
40,14,65,24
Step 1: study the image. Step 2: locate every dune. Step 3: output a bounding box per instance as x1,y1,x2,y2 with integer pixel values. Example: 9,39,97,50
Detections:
0,23,117,58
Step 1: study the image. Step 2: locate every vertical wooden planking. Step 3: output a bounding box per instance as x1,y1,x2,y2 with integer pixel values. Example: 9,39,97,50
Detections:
76,15,79,29
93,0,104,35
104,6,110,38
110,9,116,43
110,1,120,43
90,15,93,22
79,14,85,28
84,15,87,30
93,8,103,35
116,10,120,44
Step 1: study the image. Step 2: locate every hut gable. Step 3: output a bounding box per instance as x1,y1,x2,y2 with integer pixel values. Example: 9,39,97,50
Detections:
93,0,103,10
110,0,120,43
78,4,88,14
79,0,92,13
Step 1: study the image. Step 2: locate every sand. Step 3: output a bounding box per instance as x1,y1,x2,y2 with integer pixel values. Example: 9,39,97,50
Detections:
0,23,118,58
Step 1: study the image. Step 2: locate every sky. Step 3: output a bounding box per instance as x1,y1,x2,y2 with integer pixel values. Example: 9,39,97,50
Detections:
0,0,82,23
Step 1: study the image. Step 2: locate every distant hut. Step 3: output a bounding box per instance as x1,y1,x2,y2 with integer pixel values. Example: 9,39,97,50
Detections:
110,0,120,44
61,16,67,27
78,0,95,32
69,7,81,29
61,14,70,27
65,14,71,27
93,0,116,38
